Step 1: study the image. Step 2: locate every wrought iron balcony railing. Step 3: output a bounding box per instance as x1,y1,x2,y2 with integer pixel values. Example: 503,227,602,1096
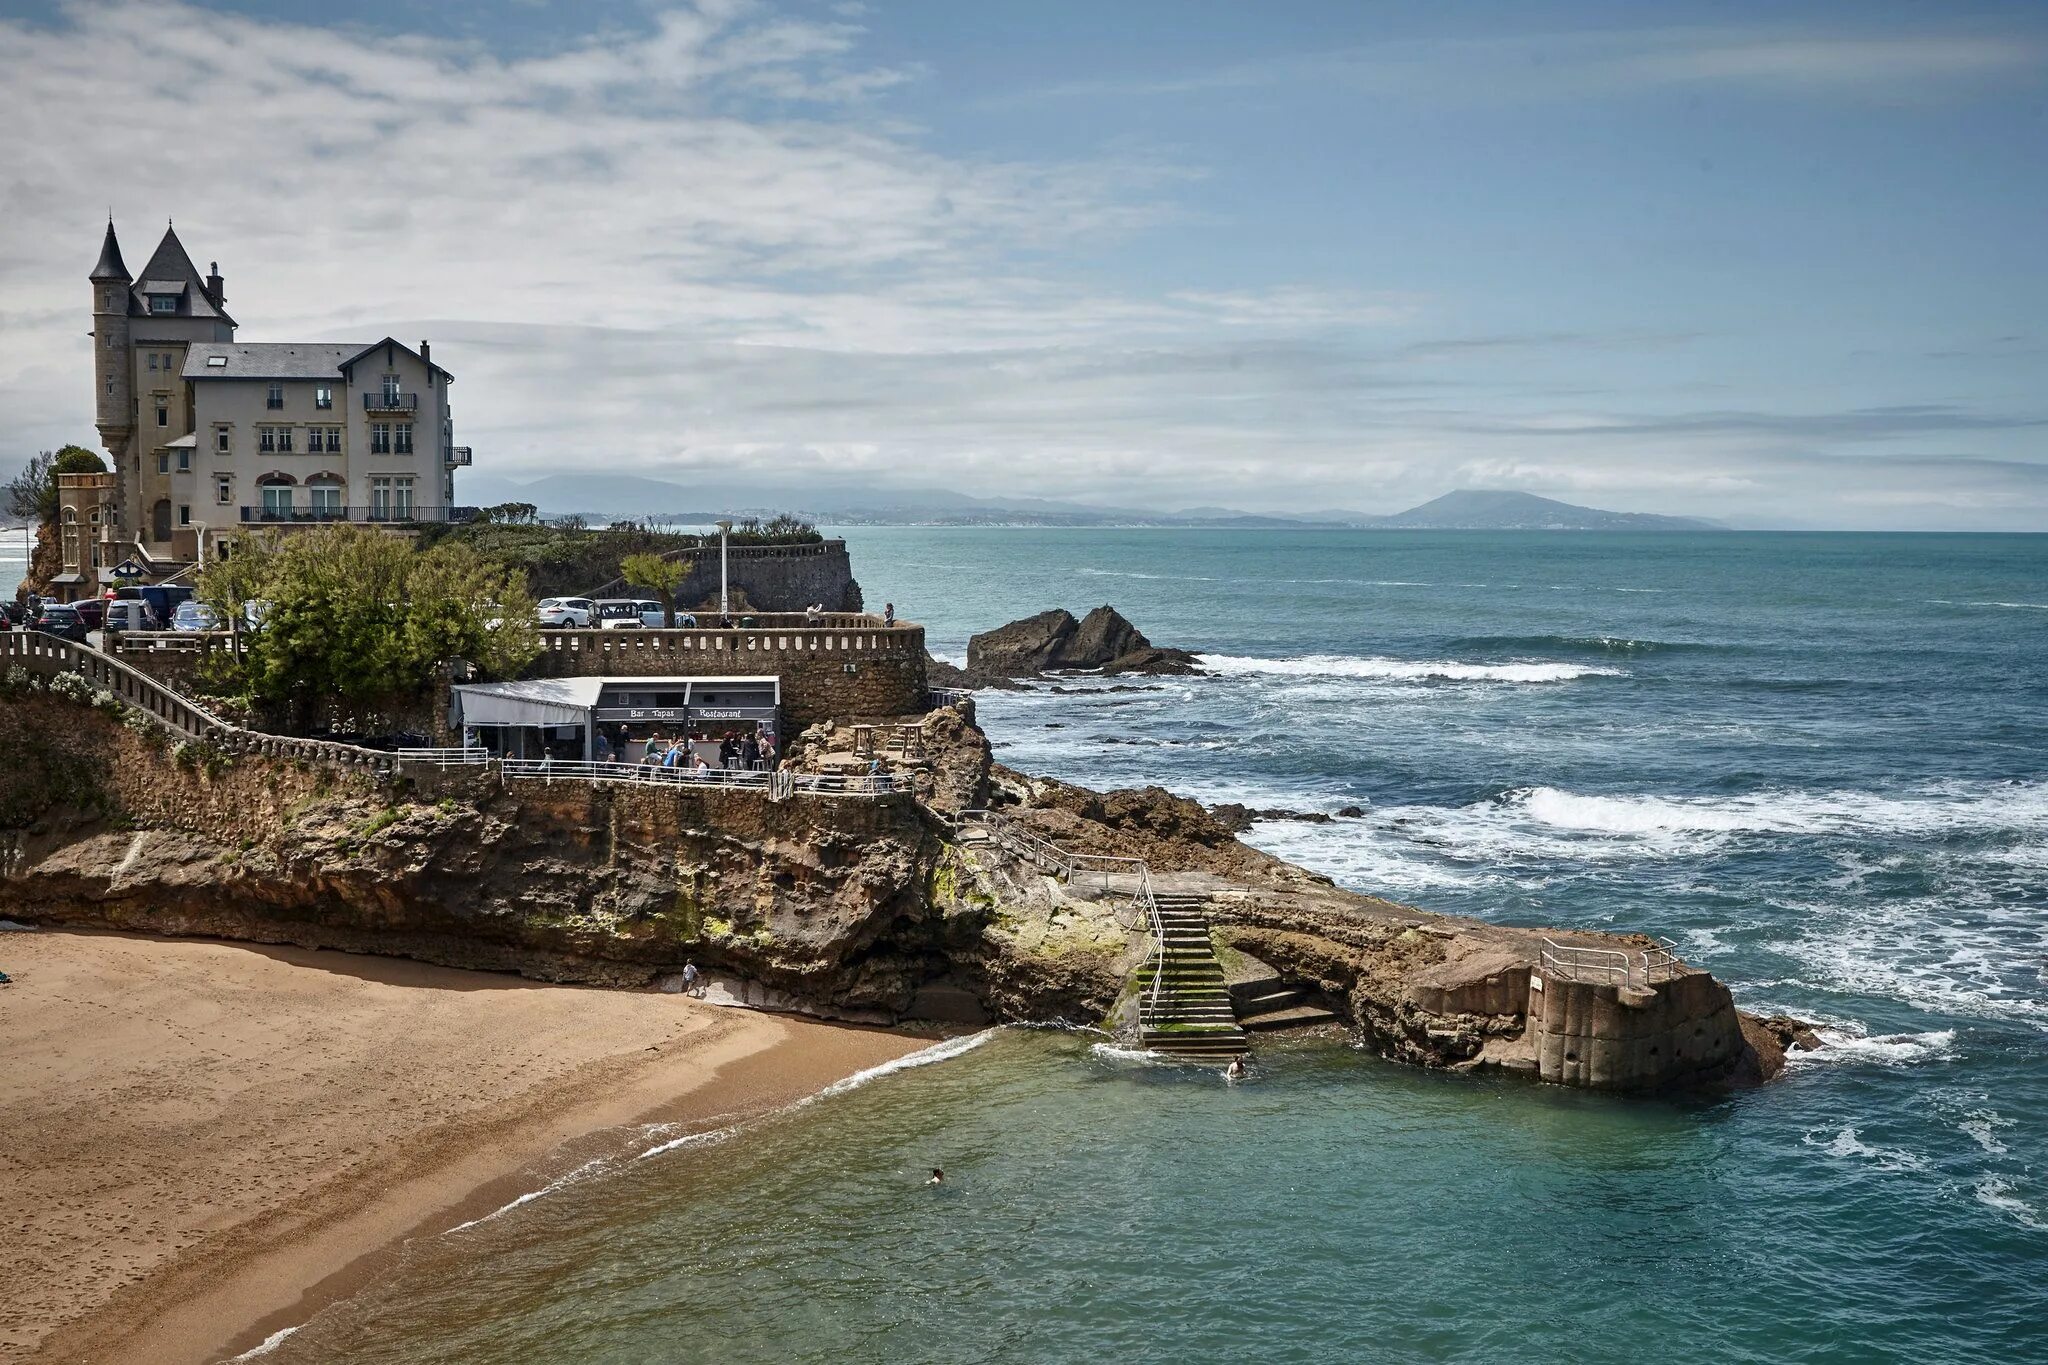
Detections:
363,392,419,413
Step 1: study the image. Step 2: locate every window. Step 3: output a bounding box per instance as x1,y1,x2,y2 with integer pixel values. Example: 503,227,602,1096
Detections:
216,428,231,453
206,355,228,369
315,385,333,410
178,505,191,527
266,382,284,410
177,449,191,472
277,427,294,454
259,427,276,453
156,404,168,427
394,422,414,454
262,485,294,518
105,374,114,394
215,475,232,505
381,374,402,403
369,475,414,520
150,294,176,314
157,452,170,474
310,426,341,453
148,353,158,372
308,483,342,516
371,422,391,454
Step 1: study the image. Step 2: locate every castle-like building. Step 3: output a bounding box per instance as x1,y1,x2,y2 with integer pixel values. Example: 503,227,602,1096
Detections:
61,218,472,593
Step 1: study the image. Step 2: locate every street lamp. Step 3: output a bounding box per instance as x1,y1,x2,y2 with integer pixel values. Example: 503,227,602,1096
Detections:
717,519,732,618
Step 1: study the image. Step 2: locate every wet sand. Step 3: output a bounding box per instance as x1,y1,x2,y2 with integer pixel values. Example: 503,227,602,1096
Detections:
0,929,926,1364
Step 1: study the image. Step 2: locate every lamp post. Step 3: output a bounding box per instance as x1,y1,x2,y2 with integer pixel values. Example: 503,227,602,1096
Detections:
717,519,732,618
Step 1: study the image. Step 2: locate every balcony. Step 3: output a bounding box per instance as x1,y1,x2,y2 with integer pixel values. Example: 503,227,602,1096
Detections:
363,391,419,414
239,505,480,526
446,445,473,467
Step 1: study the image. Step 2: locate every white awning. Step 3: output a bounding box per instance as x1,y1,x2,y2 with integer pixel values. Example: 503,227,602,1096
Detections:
454,677,604,728
164,433,198,448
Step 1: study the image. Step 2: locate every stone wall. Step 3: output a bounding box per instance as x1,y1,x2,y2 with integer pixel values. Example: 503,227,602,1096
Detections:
524,625,930,727
587,539,864,612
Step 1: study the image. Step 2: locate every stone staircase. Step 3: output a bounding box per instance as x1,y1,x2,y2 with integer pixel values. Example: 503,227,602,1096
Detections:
1228,971,1341,1033
1137,892,1248,1062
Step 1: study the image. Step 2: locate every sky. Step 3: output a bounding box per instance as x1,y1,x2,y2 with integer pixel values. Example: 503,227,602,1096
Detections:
0,0,2043,529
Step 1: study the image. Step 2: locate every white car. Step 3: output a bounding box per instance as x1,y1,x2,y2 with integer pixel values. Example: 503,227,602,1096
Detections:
537,596,595,629
594,598,664,629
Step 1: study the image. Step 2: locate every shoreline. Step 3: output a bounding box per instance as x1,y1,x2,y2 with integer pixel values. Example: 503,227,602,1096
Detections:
3,929,931,1365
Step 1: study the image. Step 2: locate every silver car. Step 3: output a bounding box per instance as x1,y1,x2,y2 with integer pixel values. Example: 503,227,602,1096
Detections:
594,598,664,629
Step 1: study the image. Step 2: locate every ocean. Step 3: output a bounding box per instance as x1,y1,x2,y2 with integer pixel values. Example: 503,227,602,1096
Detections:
34,528,2048,1362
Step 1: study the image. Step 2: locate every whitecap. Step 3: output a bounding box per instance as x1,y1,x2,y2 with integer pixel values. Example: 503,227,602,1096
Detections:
634,1123,744,1162
1090,1042,1166,1062
1783,1028,1957,1069
1802,1125,1929,1172
1975,1178,2048,1230
1197,654,1626,684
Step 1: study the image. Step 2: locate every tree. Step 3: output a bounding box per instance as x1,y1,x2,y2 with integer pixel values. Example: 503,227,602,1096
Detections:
4,445,104,523
620,552,693,627
196,524,540,724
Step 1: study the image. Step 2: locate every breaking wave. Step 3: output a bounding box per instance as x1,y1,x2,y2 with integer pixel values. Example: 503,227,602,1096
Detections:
1454,633,1711,656
1783,1028,1957,1070
1491,781,2048,840
1802,1125,1930,1172
1197,654,1627,684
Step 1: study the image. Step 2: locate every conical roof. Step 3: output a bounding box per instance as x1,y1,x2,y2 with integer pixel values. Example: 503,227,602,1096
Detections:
90,219,130,283
129,223,234,324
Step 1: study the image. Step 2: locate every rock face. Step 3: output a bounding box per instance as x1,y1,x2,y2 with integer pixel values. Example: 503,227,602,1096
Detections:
0,682,1800,1093
964,605,1199,681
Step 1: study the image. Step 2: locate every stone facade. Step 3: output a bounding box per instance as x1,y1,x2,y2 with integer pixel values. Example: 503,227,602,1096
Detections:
523,622,930,727
50,473,119,600
87,218,468,580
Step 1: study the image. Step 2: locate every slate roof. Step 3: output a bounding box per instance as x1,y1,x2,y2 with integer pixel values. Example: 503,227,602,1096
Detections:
182,342,367,381
127,225,234,324
91,220,130,283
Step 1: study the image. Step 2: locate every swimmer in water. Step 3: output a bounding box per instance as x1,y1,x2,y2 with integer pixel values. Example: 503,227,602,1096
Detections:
1226,1056,1246,1080
928,1168,944,1186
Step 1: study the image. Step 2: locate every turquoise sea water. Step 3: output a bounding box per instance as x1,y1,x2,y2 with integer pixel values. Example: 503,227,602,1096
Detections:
95,530,2048,1360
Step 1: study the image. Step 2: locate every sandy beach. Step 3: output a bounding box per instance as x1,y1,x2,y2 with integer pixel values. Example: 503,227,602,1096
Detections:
0,929,927,1365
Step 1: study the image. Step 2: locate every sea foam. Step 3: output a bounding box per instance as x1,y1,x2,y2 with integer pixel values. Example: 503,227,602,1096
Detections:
1197,654,1625,684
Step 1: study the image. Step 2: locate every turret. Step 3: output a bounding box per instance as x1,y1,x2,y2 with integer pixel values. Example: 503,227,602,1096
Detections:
90,219,133,449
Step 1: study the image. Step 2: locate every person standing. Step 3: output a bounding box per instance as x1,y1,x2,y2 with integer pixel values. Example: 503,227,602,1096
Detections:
642,735,660,765
681,960,700,996
741,730,762,770
883,602,896,627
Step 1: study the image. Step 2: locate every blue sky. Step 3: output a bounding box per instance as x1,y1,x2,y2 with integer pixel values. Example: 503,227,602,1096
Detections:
0,0,2043,527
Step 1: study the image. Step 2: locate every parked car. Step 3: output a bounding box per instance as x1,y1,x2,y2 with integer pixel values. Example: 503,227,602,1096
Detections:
171,600,222,632
110,584,192,624
594,598,664,629
103,600,158,632
537,596,595,629
32,603,88,641
71,598,104,630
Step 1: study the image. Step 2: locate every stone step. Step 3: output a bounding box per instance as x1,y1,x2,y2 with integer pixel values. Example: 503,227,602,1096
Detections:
1230,985,1302,1014
1239,1004,1341,1032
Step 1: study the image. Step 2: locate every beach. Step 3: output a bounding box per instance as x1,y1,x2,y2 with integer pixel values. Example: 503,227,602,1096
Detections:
0,929,926,1365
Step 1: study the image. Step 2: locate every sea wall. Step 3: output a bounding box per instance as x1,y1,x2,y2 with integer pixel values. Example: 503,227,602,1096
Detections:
587,539,864,613
1527,969,1744,1091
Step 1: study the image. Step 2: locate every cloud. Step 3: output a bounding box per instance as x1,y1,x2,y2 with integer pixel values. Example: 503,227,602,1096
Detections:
0,2,2044,531
1020,25,2044,105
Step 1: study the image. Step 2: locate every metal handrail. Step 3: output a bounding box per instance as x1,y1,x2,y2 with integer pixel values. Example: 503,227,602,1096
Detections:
1539,936,1687,991
497,757,894,797
394,746,490,766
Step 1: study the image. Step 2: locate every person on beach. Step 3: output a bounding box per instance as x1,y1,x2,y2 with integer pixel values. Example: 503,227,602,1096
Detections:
681,961,699,995
927,1168,944,1186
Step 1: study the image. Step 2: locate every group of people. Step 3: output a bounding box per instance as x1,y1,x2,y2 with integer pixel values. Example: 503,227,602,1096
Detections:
596,728,776,773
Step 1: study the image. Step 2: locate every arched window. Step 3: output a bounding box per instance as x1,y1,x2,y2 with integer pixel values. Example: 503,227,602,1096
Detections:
62,508,77,524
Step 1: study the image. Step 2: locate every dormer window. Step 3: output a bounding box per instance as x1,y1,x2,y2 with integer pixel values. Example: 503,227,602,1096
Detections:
150,294,177,314
315,385,333,410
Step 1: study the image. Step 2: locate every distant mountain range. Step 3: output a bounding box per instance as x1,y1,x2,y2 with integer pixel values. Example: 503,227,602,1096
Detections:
455,473,1726,532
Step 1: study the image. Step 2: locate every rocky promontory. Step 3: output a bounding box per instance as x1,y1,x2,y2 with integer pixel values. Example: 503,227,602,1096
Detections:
0,664,1808,1092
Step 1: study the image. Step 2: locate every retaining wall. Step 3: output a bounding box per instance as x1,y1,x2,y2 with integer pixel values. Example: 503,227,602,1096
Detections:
1526,969,1743,1091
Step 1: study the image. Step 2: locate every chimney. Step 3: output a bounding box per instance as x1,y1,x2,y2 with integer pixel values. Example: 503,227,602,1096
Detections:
420,339,431,367
206,260,224,307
